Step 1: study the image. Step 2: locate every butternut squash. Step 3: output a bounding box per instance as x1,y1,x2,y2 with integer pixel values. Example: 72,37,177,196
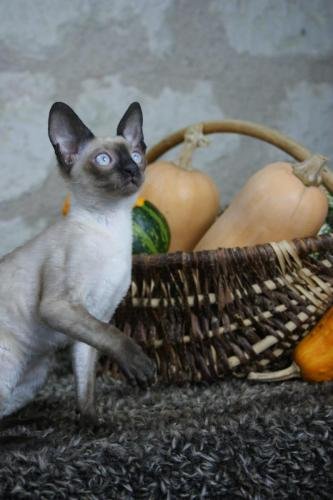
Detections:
195,155,329,251
140,124,220,252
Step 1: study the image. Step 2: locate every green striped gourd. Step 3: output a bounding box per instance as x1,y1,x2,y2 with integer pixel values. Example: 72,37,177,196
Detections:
132,198,171,254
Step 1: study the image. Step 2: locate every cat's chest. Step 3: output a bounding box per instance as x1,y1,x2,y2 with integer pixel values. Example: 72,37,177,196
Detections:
78,222,132,320
85,259,131,319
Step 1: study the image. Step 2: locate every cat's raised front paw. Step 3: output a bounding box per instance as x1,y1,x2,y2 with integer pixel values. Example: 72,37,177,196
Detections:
115,337,156,389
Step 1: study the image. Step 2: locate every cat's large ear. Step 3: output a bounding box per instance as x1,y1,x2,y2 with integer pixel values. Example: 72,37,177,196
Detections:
117,102,146,152
48,102,95,175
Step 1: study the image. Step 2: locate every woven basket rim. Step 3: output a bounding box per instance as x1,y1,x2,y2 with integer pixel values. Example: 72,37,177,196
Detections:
132,234,333,269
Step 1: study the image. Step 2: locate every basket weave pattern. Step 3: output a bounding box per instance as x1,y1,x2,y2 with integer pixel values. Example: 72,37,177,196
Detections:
107,120,333,383
112,236,333,383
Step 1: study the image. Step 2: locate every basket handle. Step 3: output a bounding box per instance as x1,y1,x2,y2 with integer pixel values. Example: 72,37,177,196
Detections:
145,119,333,193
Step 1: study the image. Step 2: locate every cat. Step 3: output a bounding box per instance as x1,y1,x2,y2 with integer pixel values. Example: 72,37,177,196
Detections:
0,101,156,425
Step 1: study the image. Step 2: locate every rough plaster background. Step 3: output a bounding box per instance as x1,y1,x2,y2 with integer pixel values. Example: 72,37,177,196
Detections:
0,0,332,256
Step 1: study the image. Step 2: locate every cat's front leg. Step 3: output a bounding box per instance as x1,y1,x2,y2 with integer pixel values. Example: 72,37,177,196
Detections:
39,297,156,389
72,342,98,425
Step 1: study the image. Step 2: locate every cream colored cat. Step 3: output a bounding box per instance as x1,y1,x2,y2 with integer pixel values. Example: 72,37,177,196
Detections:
0,101,155,423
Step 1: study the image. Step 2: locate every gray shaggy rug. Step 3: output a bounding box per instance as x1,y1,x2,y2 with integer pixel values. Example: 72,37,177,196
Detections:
0,352,332,499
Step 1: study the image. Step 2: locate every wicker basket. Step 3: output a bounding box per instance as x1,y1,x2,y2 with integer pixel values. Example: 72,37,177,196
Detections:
110,120,333,384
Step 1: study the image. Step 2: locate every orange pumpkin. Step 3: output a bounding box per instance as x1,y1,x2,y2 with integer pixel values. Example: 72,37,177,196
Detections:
248,306,333,382
62,194,71,216
294,306,333,381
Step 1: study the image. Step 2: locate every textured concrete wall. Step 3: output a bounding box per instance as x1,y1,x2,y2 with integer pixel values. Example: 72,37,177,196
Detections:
0,0,332,256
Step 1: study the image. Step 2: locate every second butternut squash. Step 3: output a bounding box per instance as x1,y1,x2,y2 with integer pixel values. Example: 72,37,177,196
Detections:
195,155,329,251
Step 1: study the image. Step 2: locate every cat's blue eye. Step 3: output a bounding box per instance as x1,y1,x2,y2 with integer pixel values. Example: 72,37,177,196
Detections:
131,152,142,164
95,153,111,166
